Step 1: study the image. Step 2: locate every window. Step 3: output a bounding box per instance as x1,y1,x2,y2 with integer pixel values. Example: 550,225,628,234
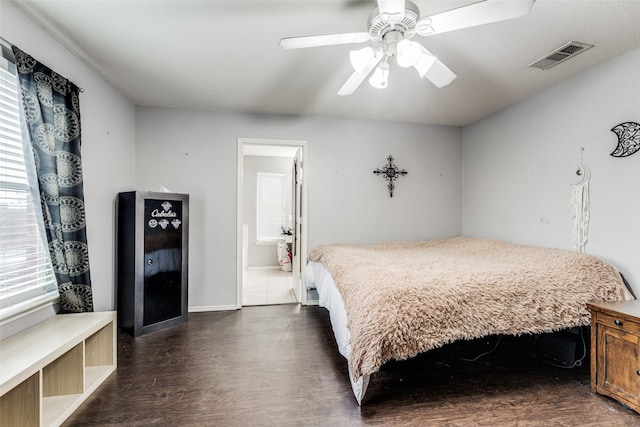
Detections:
0,45,58,323
256,172,285,241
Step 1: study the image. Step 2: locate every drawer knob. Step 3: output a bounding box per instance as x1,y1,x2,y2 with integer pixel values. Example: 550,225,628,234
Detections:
614,319,623,326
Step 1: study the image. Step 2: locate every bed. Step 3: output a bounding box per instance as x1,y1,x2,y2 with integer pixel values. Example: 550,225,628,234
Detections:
306,236,634,404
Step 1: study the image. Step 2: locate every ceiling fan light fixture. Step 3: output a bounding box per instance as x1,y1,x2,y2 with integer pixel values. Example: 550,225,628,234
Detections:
369,62,390,89
350,47,376,72
396,39,422,68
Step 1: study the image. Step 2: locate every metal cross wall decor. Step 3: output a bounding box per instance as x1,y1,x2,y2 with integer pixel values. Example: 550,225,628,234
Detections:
373,155,408,197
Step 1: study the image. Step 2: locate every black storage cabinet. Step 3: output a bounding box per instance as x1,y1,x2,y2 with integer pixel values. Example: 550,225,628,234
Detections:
116,191,189,336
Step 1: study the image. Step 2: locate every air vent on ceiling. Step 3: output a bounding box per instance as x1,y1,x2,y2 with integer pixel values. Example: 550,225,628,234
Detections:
528,41,594,70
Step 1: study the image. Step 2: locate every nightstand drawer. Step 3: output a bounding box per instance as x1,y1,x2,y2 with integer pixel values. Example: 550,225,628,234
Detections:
597,312,640,335
589,300,640,414
596,325,640,407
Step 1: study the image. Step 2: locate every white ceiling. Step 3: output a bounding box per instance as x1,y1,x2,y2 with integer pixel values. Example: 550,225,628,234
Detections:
10,0,640,127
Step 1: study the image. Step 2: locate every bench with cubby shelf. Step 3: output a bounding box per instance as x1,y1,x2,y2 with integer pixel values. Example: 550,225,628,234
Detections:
0,311,116,427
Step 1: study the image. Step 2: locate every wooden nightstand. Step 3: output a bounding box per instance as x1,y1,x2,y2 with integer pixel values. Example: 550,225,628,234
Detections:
588,300,640,413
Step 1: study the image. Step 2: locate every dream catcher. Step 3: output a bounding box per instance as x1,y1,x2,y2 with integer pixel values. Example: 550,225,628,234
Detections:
571,147,590,253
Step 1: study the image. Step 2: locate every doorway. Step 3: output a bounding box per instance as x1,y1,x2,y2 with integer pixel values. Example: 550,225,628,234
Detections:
236,138,308,308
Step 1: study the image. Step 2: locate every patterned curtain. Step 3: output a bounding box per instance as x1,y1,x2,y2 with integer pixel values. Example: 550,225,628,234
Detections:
12,46,93,312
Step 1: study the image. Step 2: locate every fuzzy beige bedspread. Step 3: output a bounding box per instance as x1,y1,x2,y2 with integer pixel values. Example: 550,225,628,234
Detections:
308,237,633,379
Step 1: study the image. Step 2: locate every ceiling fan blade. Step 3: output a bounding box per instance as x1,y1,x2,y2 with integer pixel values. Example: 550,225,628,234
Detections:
423,58,457,88
279,32,371,49
337,54,383,96
413,47,456,88
378,0,405,24
416,0,536,36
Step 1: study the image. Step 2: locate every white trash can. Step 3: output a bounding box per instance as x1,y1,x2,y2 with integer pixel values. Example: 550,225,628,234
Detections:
277,241,292,272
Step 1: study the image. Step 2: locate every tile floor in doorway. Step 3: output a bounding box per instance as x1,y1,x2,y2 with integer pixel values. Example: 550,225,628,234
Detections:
243,267,297,306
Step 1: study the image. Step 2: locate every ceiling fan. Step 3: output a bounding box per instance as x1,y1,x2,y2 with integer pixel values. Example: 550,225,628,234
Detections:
279,0,536,96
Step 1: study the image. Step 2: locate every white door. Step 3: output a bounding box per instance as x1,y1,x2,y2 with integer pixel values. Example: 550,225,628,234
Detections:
291,149,303,301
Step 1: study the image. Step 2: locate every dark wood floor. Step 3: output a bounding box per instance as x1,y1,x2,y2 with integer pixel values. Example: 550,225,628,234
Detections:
63,305,639,426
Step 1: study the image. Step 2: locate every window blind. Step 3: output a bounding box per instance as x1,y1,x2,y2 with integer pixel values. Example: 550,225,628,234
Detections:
0,47,59,323
256,172,285,241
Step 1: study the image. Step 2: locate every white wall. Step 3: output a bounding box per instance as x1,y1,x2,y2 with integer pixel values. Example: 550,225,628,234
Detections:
463,47,640,296
1,1,136,337
243,155,294,268
135,107,463,309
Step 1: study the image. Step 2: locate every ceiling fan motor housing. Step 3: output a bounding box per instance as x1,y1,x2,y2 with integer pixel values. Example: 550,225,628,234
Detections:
383,30,404,56
368,1,420,53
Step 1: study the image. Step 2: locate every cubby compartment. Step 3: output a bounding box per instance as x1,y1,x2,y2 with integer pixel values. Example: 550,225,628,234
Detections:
0,372,39,427
84,321,115,394
0,311,116,427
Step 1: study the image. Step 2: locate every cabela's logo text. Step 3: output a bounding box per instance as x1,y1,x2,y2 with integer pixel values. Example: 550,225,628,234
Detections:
151,209,177,218
151,201,177,218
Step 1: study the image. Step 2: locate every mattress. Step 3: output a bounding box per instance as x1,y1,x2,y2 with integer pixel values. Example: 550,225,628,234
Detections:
307,260,370,403
307,237,634,404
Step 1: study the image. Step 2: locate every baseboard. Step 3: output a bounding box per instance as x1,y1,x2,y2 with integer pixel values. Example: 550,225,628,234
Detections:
189,302,319,311
188,305,238,312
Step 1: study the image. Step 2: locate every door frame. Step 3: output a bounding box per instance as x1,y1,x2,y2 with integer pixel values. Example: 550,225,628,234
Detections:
236,137,309,308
